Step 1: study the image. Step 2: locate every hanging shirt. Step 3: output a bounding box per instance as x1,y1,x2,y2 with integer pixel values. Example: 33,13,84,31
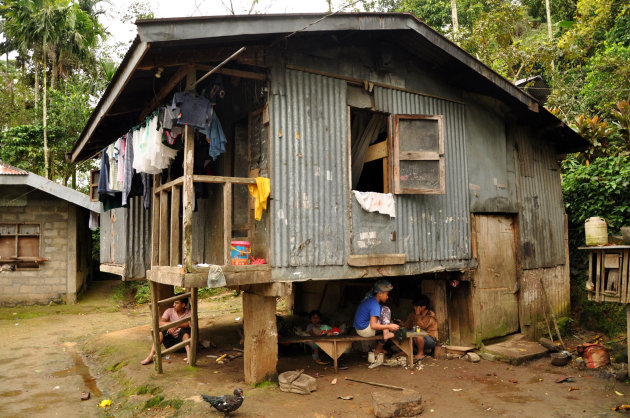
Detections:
172,91,213,129
203,110,227,160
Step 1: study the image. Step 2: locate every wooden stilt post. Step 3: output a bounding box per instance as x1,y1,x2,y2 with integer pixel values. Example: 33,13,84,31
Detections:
243,291,278,384
627,304,630,378
190,287,198,366
182,124,194,273
150,280,163,373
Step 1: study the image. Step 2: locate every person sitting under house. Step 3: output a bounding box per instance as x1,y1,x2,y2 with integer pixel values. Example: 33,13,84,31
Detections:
141,296,192,365
353,279,400,355
400,294,438,360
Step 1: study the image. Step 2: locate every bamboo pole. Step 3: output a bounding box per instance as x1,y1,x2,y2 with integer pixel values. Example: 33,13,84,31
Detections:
344,377,405,391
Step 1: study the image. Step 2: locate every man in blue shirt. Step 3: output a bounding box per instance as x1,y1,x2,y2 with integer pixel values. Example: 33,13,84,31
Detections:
353,279,400,355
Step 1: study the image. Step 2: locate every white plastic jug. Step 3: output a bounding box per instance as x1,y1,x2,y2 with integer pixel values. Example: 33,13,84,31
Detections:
585,217,608,246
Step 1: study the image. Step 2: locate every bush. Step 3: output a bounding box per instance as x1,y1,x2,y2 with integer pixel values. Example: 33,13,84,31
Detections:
563,154,630,336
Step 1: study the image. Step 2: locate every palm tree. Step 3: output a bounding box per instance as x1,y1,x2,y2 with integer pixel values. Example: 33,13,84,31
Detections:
1,0,104,178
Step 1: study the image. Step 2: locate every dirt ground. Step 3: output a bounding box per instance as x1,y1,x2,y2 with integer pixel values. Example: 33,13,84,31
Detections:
0,280,628,417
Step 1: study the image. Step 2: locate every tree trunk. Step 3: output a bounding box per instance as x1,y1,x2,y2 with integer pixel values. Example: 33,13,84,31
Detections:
545,0,555,71
72,170,76,189
6,53,14,111
50,49,58,90
451,0,459,34
34,60,39,111
43,40,49,179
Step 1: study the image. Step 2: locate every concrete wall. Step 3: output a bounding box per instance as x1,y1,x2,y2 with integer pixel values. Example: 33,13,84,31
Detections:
0,189,90,305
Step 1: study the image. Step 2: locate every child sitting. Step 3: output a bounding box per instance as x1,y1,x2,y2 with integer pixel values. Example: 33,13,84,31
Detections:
401,295,438,360
306,310,338,365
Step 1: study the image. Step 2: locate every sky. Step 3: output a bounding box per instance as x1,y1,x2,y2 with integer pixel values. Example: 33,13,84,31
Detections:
100,0,359,51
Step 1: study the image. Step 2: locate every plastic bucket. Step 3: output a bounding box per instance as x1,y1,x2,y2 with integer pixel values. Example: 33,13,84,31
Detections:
585,217,608,246
231,241,251,265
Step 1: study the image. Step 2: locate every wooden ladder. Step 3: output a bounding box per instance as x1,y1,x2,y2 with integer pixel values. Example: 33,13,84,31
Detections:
149,282,199,373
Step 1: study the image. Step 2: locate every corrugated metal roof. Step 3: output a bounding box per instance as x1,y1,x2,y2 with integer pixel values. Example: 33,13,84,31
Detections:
70,13,589,162
0,161,28,175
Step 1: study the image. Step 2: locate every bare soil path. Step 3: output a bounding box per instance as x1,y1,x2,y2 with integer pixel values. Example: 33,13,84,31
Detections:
0,280,627,417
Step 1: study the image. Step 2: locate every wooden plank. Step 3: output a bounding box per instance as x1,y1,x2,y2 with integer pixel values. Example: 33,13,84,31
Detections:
383,157,389,194
398,151,441,161
159,191,169,266
158,316,190,332
364,140,388,163
150,281,163,373
190,287,198,366
195,64,266,81
170,185,181,266
99,263,125,277
182,125,194,273
155,177,183,194
158,291,191,306
347,253,406,267
223,182,233,266
161,338,191,357
139,65,191,120
192,174,256,185
595,252,602,301
605,253,621,268
151,174,161,267
622,250,630,303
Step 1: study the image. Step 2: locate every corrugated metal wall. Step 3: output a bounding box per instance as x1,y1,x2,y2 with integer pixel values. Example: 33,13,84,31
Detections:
513,126,565,269
374,87,471,262
100,195,151,278
269,69,350,267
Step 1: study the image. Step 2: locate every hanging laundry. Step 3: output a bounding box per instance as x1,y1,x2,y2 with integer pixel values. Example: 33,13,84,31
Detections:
116,137,125,184
107,143,123,191
89,212,99,231
204,109,227,161
172,91,213,129
248,177,270,221
98,147,125,211
352,191,396,218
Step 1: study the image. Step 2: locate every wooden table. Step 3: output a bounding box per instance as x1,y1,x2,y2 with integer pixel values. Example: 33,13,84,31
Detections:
280,331,428,372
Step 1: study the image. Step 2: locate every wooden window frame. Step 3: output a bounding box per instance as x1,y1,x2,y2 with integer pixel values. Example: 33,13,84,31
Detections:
393,114,445,195
0,223,41,269
89,169,100,202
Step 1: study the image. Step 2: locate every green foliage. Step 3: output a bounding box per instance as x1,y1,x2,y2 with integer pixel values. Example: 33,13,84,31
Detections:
111,281,151,305
136,385,162,395
563,153,630,336
106,360,128,372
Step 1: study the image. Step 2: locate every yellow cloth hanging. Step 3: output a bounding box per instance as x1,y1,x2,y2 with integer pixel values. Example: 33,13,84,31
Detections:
248,177,270,221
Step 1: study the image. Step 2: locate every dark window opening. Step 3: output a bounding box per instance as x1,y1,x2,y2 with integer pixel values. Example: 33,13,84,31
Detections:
350,108,389,193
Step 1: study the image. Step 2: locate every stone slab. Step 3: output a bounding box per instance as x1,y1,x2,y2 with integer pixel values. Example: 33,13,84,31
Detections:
484,334,548,365
372,389,423,417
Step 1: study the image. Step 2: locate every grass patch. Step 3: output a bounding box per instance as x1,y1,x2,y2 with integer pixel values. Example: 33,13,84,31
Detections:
254,380,277,389
107,360,128,372
144,395,164,408
111,281,151,305
136,385,162,395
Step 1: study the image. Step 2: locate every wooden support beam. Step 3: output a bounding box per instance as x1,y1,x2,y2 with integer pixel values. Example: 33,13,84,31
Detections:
347,253,406,267
139,65,191,121
182,125,195,273
159,190,169,266
243,292,277,384
239,282,292,297
190,287,198,366
195,64,266,81
192,174,256,185
151,174,161,267
150,281,163,373
170,185,181,266
223,182,233,266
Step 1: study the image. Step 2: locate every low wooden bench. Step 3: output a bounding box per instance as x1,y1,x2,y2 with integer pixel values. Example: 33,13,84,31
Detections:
280,331,428,372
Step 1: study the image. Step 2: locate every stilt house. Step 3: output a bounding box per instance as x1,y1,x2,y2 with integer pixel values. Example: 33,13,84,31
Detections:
70,13,589,382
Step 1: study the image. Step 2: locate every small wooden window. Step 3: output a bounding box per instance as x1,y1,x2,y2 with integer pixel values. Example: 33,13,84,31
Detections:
0,223,41,269
393,115,445,194
90,169,100,202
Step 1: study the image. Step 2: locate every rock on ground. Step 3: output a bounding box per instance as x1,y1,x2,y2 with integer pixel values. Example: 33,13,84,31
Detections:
372,389,423,417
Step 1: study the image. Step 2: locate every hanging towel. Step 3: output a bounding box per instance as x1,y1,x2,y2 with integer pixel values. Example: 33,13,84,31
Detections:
352,191,396,218
248,177,270,221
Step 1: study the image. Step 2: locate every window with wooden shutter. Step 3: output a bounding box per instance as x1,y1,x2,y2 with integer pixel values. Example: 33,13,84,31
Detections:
90,170,100,202
393,115,445,194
